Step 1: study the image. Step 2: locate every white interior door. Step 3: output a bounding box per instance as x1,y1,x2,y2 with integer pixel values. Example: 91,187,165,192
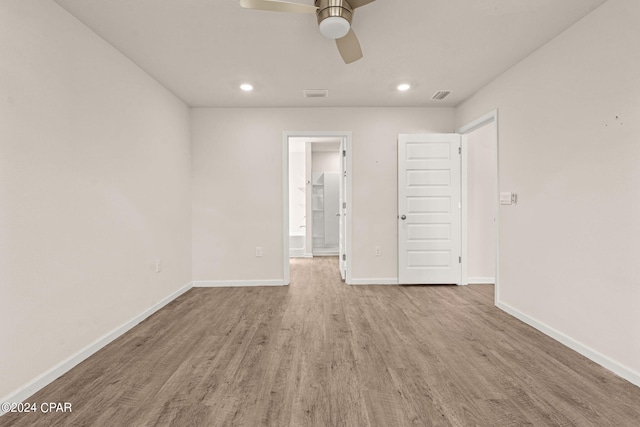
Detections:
339,139,347,280
398,134,462,284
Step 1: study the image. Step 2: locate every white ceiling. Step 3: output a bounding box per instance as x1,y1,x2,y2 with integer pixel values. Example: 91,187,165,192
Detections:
54,0,606,108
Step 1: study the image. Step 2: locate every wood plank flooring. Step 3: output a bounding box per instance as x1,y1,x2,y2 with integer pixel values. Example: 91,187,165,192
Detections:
2,257,639,426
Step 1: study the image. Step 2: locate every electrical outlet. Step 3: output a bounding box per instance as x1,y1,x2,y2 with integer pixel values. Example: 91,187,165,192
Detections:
375,246,381,256
155,258,162,273
255,247,263,257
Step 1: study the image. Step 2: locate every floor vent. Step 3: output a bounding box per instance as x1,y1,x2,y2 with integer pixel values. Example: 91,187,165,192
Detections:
303,89,329,98
431,90,452,100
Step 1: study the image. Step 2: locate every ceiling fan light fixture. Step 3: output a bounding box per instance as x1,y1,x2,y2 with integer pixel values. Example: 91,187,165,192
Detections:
240,0,374,64
319,16,350,39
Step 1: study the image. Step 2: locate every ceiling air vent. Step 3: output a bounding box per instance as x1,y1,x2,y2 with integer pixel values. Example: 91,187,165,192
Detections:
431,90,452,100
303,89,329,98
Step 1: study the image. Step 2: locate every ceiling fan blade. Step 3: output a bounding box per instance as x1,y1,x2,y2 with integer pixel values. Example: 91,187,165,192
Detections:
347,0,376,9
336,29,363,64
239,0,318,13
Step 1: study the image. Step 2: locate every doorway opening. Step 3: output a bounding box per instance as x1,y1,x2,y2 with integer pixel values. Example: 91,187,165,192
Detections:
459,110,499,300
283,132,352,285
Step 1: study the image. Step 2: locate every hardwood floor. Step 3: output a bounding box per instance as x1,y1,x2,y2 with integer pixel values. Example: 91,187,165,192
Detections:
3,257,639,426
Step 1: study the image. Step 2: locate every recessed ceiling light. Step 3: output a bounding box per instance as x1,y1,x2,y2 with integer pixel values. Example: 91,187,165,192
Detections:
240,83,254,92
397,83,411,91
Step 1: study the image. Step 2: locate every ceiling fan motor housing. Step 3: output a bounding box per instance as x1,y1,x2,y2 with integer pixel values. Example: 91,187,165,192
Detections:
315,0,353,39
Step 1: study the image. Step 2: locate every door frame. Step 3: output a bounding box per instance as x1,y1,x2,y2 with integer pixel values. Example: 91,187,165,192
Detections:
339,137,347,280
457,110,500,299
283,131,353,285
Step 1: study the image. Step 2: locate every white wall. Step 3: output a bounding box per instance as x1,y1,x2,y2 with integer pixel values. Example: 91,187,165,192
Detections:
0,1,192,399
191,108,454,283
466,124,496,282
456,0,640,384
312,150,341,174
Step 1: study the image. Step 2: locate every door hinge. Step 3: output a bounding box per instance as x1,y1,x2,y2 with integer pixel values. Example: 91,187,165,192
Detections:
458,256,462,263
342,254,346,261
458,146,462,155
342,150,346,157
343,202,347,209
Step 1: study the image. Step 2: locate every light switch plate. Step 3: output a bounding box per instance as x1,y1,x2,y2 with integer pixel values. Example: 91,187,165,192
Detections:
500,192,517,205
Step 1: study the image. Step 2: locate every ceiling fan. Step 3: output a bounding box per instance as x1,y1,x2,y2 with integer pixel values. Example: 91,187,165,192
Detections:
239,0,376,64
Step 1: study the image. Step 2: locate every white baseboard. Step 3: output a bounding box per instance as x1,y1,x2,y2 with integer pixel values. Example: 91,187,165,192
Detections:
497,301,640,388
349,278,399,285
0,282,193,416
468,276,495,284
193,279,285,287
289,253,313,258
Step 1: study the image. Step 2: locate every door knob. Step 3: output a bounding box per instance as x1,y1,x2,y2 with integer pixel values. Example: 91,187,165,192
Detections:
400,215,407,220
